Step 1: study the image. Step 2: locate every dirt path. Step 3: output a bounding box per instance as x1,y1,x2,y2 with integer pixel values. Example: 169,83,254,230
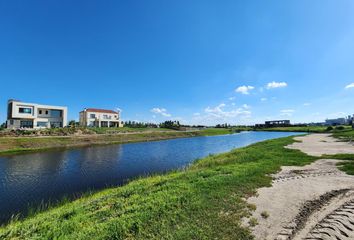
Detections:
247,134,354,240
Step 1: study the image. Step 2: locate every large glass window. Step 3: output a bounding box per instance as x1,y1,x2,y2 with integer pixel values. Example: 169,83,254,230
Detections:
101,121,108,127
90,114,96,118
20,120,33,128
37,122,48,127
88,121,95,127
19,107,32,114
49,122,62,128
51,110,62,118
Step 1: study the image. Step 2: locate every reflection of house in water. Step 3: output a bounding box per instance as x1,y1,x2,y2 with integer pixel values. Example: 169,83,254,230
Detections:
76,145,123,176
4,151,70,181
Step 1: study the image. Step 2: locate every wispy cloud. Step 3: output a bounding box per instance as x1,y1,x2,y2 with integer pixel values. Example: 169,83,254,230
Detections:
345,83,354,89
235,85,254,95
150,107,171,117
242,104,250,109
260,98,267,102
202,103,251,119
228,97,236,101
280,109,294,116
303,103,311,106
266,81,288,89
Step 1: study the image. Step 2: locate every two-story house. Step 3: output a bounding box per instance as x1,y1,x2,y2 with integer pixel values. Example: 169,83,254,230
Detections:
7,99,68,129
79,108,123,128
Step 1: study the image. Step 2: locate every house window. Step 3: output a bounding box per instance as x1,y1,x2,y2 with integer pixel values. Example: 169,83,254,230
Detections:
51,110,62,118
20,120,33,128
49,122,62,128
45,110,49,115
101,121,108,127
19,107,32,114
88,121,95,127
37,122,48,127
90,114,96,118
39,110,42,114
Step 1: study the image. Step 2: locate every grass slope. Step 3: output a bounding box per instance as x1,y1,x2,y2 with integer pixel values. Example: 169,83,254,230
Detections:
0,137,318,240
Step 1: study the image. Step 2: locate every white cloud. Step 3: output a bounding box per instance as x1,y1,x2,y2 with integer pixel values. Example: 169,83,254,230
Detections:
228,97,236,101
231,102,236,106
266,81,288,89
193,112,200,116
345,83,354,89
303,103,311,106
260,98,267,102
150,107,171,117
242,104,250,109
204,103,251,119
280,109,295,117
235,85,255,95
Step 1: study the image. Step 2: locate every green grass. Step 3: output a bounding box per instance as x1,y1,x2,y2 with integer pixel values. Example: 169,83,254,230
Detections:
0,136,319,240
332,129,354,141
256,125,353,133
89,127,175,134
322,153,354,175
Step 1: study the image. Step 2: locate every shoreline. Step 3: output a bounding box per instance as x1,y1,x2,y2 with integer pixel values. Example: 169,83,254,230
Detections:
0,129,234,156
0,135,320,239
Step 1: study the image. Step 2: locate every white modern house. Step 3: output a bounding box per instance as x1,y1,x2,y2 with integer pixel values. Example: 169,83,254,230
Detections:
79,108,123,128
6,99,68,129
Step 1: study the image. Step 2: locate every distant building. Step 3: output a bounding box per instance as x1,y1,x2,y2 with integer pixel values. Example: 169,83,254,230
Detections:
6,99,67,129
265,120,291,127
79,108,123,128
325,118,347,126
255,120,291,128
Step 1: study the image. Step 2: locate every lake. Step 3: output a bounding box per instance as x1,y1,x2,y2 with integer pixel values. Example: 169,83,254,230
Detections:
0,131,302,223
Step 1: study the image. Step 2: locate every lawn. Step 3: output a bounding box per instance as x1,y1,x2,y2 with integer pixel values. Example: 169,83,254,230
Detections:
0,136,319,240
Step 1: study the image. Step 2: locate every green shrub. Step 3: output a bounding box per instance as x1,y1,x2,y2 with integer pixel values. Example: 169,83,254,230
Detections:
335,126,345,131
326,126,333,131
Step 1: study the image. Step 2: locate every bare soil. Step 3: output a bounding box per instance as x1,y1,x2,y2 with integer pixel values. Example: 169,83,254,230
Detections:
246,134,354,240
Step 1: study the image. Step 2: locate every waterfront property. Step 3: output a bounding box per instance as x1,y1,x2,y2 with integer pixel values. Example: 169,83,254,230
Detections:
79,108,123,127
6,99,67,129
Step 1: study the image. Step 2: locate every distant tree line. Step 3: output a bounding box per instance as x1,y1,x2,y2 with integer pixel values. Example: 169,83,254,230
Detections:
124,121,158,128
159,120,181,130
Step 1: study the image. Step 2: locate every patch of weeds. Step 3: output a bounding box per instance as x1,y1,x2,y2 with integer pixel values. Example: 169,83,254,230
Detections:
248,217,258,227
260,211,269,219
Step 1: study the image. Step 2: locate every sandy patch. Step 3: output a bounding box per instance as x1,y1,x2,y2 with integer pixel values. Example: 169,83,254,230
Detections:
286,133,354,157
247,134,354,240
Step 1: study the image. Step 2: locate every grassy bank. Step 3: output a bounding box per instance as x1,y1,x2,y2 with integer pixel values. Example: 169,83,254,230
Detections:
0,136,319,239
332,129,354,141
0,128,234,156
256,125,353,133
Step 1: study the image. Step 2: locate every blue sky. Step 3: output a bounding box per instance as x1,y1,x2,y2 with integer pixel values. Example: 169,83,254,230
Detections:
1,1,354,125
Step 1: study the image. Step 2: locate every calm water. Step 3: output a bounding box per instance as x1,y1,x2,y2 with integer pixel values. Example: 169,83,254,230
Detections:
0,131,302,223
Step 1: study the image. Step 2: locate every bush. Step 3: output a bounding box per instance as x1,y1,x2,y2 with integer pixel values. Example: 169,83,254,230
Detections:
335,126,345,131
326,126,333,132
